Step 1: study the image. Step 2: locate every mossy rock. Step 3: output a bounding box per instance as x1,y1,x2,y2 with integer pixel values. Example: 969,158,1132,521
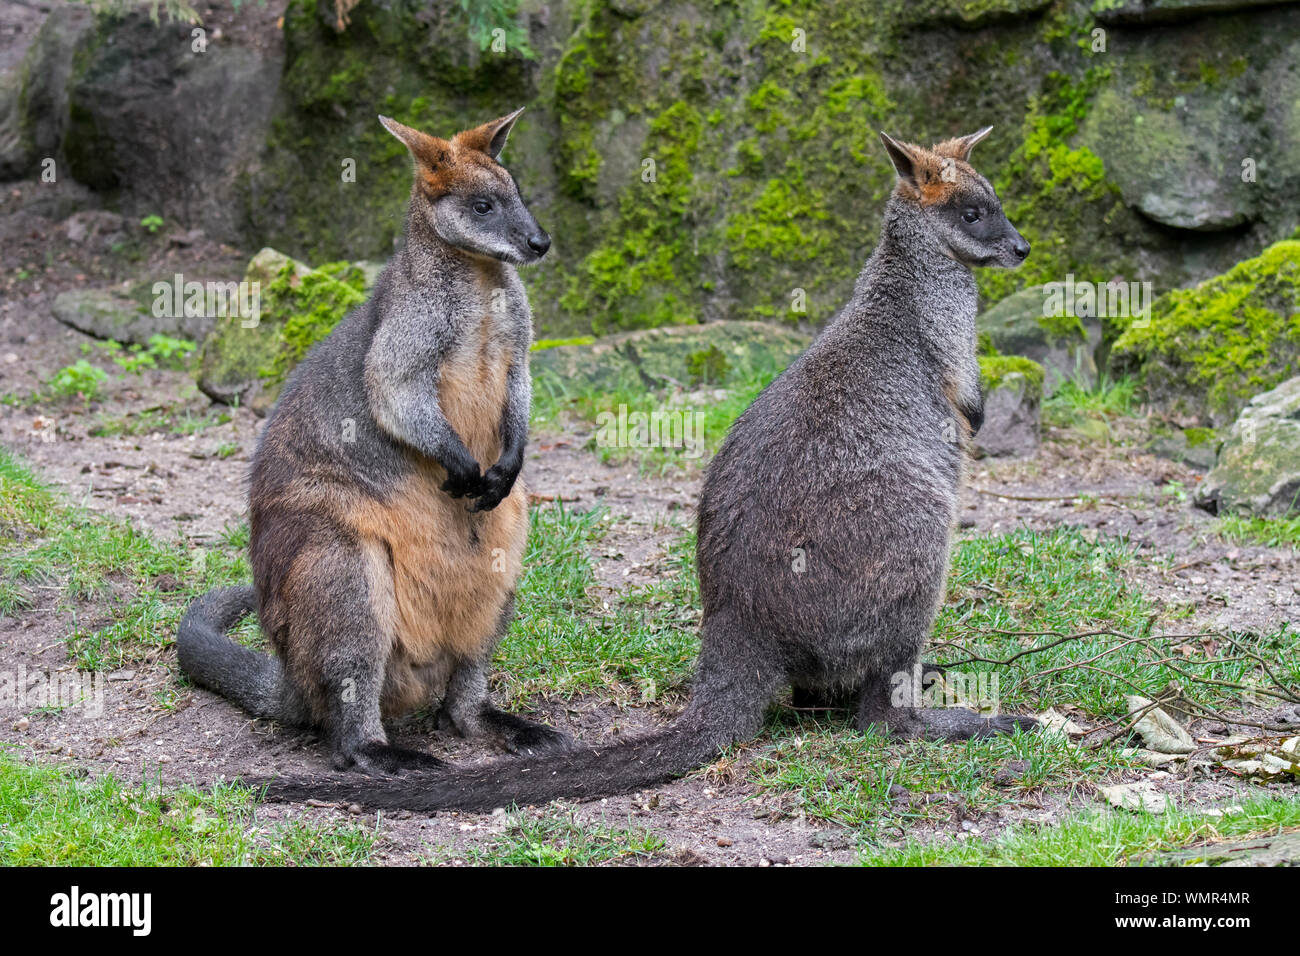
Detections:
0,5,93,178
529,321,811,395
195,248,366,411
51,287,211,346
1196,376,1300,516
1078,85,1255,232
1110,240,1300,426
977,285,1100,393
1148,424,1219,472
973,354,1043,458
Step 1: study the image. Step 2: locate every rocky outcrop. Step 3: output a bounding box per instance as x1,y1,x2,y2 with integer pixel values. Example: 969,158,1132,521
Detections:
61,4,284,243
1196,377,1300,516
1110,240,1300,427
10,0,1300,340
0,4,94,179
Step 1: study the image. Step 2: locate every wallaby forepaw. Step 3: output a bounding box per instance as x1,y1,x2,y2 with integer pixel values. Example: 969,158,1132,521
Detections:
469,463,519,512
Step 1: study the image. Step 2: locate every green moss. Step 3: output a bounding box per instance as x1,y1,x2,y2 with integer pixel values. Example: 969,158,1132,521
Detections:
1111,240,1300,424
257,261,365,383
978,67,1127,305
979,354,1046,397
685,345,731,386
532,336,596,351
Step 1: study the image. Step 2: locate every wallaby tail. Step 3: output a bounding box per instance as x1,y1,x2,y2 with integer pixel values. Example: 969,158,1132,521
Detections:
176,585,309,725
259,695,760,813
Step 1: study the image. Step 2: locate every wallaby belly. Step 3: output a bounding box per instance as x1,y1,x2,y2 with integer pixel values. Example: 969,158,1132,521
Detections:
351,468,528,675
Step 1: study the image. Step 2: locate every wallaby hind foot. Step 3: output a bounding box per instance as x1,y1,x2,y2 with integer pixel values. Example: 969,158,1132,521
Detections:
434,651,572,756
334,741,446,775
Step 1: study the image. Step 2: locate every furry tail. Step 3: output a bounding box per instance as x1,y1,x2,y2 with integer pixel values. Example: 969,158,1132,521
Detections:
258,696,760,813
177,586,308,725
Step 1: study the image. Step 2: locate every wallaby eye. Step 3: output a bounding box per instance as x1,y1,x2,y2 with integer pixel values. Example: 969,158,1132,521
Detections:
472,199,493,215
961,208,980,224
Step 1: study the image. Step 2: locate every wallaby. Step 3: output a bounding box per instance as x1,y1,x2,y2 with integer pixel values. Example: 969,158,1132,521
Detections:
259,127,1037,808
177,109,570,773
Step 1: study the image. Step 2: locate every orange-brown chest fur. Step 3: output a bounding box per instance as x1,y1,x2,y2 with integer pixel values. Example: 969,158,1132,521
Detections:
438,312,511,469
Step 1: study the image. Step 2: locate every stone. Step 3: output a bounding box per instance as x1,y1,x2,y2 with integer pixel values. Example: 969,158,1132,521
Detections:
972,355,1044,459
0,5,93,179
1094,0,1300,25
62,8,283,242
530,321,811,395
1079,86,1255,232
51,287,211,346
1196,376,1300,516
1148,426,1218,472
1110,240,1300,427
195,248,366,411
977,285,1100,393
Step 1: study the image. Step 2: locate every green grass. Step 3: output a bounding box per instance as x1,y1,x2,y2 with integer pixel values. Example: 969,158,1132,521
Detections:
439,813,666,866
1217,514,1300,549
1043,375,1137,431
530,363,782,472
751,717,1137,834
857,795,1300,866
88,404,232,438
932,525,1283,714
0,752,378,866
495,506,699,706
745,525,1300,842
0,446,249,669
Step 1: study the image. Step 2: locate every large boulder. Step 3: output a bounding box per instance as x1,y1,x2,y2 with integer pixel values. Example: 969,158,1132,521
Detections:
0,4,94,179
1110,240,1300,427
977,285,1100,393
195,248,367,411
1078,85,1256,233
529,322,811,395
1196,377,1300,516
972,355,1043,459
62,5,283,242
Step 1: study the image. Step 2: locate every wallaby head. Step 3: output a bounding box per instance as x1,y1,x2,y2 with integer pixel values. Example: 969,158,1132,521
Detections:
878,127,1029,269
379,109,551,265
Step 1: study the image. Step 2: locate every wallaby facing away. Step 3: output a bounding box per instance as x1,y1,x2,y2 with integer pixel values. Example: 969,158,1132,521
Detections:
178,109,569,773
260,127,1037,808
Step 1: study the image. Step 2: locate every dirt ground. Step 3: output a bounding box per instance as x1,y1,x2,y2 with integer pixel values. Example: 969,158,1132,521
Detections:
2,101,1299,865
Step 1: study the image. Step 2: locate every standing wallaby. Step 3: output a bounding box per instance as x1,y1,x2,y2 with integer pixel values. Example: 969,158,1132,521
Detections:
177,109,570,773
259,127,1037,808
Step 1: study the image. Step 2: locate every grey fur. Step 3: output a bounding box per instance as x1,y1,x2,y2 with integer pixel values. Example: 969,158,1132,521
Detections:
178,111,563,773
257,129,1038,810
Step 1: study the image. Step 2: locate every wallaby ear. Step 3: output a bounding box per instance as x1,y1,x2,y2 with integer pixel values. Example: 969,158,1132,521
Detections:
879,131,925,193
934,126,993,162
454,108,526,161
378,115,451,169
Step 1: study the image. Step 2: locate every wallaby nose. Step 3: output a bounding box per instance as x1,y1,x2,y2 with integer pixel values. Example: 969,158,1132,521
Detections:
528,231,551,257
1013,236,1031,260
